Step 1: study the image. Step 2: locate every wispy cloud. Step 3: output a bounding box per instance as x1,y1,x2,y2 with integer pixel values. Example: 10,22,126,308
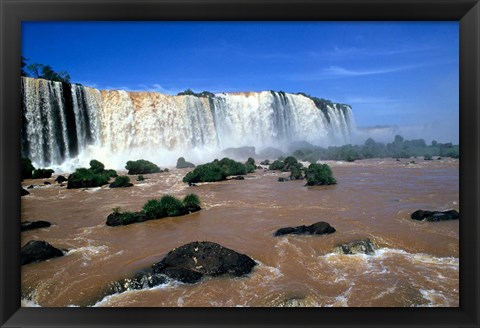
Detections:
313,45,437,59
289,64,418,81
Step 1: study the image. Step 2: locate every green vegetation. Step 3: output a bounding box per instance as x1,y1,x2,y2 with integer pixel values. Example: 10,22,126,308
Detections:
245,157,256,173
268,160,284,171
260,159,270,165
21,158,35,179
183,162,228,183
67,168,110,189
23,57,71,83
125,159,161,175
177,89,215,98
32,168,54,179
109,175,133,188
424,154,433,160
182,193,201,212
287,135,459,163
305,163,337,186
142,194,201,219
176,157,195,169
67,159,117,189
137,175,145,181
182,157,253,183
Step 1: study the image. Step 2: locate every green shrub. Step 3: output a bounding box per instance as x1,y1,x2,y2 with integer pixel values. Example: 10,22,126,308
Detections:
283,156,299,171
183,162,228,183
137,175,145,181
103,169,118,179
424,154,433,160
143,195,187,218
125,159,161,175
269,160,284,170
67,168,110,189
305,163,336,186
109,175,133,188
289,163,304,180
32,168,54,179
21,158,35,179
245,157,256,173
260,159,270,165
143,199,166,219
218,158,247,176
183,193,201,212
159,195,185,217
89,159,105,174
176,157,195,168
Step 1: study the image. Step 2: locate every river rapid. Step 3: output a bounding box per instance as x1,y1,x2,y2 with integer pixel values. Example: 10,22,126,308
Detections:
21,158,459,307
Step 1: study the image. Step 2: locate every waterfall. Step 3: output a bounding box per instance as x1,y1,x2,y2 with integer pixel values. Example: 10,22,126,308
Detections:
21,77,356,170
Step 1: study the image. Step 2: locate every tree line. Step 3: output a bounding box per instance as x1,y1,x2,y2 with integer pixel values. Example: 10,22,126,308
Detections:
21,56,71,83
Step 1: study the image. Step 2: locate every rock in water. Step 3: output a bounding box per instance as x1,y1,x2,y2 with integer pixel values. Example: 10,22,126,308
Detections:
54,175,68,183
21,220,52,232
411,209,459,222
21,188,30,196
152,241,257,283
274,221,336,236
21,240,63,265
333,238,377,255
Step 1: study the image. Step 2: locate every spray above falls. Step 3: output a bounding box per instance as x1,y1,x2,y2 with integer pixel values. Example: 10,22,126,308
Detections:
21,77,355,169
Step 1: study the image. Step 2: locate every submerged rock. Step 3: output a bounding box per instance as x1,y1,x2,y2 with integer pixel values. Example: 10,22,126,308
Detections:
21,240,64,265
152,241,257,283
411,209,459,222
333,238,377,255
278,177,289,182
21,188,30,196
21,220,52,232
274,221,336,236
231,176,245,180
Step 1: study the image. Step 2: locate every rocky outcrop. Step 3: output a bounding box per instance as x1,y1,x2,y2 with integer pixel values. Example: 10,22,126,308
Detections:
21,220,52,232
110,241,257,293
278,177,289,182
274,221,336,236
333,238,377,255
231,176,245,180
54,175,68,183
106,211,148,226
21,240,64,265
411,209,459,222
176,157,195,169
152,241,257,283
21,188,30,196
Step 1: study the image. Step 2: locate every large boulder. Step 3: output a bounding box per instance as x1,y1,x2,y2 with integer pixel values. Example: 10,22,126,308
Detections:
176,157,196,169
21,240,63,265
54,175,68,183
152,241,257,283
21,188,30,196
411,209,459,222
106,211,149,226
274,221,336,236
21,220,52,232
333,238,377,255
106,241,257,297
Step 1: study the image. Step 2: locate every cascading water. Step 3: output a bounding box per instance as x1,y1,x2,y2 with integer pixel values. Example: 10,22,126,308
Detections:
21,77,355,170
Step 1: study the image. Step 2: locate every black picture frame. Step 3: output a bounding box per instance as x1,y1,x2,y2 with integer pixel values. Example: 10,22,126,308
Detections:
1,0,479,327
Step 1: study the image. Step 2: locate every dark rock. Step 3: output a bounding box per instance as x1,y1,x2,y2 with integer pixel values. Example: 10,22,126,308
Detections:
106,211,149,226
176,157,196,169
21,240,64,265
152,241,257,283
60,184,65,187
274,221,336,236
44,181,51,185
333,238,377,255
109,182,134,188
188,182,197,187
21,188,30,196
411,209,459,222
27,185,35,189
231,176,245,180
55,175,68,183
106,271,168,295
278,177,289,182
21,220,51,232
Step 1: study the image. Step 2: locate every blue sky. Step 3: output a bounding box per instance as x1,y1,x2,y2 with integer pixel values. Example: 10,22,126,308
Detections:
22,21,459,143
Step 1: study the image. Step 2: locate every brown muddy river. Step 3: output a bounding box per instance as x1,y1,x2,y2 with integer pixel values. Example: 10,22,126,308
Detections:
21,158,459,307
